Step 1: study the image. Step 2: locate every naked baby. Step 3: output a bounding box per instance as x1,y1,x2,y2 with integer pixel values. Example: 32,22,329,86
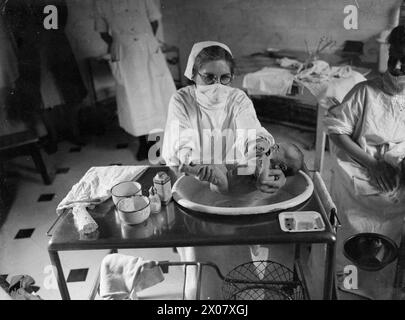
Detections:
179,142,305,194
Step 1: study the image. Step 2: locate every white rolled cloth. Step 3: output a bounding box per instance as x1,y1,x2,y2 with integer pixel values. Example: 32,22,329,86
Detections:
72,206,98,234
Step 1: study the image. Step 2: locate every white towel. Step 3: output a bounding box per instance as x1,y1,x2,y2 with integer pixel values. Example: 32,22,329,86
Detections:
56,166,147,215
99,253,164,300
242,67,295,96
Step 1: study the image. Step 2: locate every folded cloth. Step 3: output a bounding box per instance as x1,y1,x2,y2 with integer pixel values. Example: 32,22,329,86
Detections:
99,253,164,300
56,166,147,215
242,67,295,96
276,57,303,70
296,60,331,82
296,68,366,108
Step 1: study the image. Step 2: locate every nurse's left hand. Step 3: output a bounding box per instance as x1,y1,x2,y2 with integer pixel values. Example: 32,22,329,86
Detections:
257,169,286,194
196,165,218,184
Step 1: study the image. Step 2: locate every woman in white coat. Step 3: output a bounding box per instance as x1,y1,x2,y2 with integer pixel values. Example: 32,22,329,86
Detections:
94,0,176,160
324,26,405,300
162,41,287,299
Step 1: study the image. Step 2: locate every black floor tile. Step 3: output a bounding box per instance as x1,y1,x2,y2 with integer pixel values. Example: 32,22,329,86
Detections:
14,228,35,239
116,143,129,149
66,268,89,283
109,163,122,166
56,167,70,174
37,193,55,202
0,274,8,281
69,147,82,153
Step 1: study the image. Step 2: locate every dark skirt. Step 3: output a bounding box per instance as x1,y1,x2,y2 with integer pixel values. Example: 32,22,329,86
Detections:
43,32,87,104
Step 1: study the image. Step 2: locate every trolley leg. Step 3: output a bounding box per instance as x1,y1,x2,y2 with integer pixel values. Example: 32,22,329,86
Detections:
182,265,187,300
196,263,202,300
293,244,300,281
323,243,336,300
48,250,70,300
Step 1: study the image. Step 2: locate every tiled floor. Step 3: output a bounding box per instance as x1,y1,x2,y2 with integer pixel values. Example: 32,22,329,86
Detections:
0,121,333,300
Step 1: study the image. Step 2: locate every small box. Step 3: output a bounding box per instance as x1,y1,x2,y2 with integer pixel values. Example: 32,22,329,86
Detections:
279,211,325,233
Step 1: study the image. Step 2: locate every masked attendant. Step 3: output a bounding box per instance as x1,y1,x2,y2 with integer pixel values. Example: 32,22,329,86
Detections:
94,0,176,160
161,41,287,299
323,26,405,299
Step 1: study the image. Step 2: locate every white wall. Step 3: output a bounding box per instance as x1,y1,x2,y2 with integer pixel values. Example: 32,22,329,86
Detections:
161,0,401,81
42,0,404,100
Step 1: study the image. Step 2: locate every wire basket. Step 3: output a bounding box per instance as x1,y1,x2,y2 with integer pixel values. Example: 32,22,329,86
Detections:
222,260,306,300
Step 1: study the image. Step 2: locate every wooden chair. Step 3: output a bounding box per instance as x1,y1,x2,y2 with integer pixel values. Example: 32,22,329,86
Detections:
0,130,51,185
0,108,52,186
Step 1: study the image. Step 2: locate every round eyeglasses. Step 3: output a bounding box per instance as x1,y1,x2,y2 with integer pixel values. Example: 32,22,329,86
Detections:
197,71,233,85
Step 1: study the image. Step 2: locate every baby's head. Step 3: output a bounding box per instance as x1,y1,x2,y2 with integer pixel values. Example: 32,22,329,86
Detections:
268,142,304,176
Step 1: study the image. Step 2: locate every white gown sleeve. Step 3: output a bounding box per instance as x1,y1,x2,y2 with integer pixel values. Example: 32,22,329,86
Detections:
233,91,274,163
93,0,108,33
145,0,163,22
162,93,199,165
324,83,365,136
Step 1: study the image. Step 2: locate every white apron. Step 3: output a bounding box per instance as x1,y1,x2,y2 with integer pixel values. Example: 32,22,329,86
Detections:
110,33,176,136
94,0,176,137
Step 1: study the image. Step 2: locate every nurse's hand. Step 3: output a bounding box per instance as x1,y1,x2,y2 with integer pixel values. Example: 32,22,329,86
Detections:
196,165,218,184
256,169,286,194
369,160,398,192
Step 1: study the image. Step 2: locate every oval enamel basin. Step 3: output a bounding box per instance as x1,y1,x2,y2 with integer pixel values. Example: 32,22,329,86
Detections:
172,170,314,216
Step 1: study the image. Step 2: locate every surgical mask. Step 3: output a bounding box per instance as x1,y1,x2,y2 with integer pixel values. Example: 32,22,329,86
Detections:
195,83,232,109
382,71,405,95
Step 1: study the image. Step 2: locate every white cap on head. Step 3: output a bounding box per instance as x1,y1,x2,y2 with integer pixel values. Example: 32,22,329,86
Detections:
184,41,233,81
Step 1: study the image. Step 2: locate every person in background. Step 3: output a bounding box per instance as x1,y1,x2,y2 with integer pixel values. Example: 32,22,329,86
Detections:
0,8,18,108
3,0,86,152
94,0,176,161
162,41,286,299
324,25,405,299
39,0,88,147
3,0,43,135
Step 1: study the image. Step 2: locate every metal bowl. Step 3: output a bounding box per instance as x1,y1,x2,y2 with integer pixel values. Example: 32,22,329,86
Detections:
343,233,398,272
116,195,150,225
111,181,142,206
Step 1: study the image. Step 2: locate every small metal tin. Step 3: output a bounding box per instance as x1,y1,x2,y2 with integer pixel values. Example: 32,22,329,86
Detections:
153,171,172,205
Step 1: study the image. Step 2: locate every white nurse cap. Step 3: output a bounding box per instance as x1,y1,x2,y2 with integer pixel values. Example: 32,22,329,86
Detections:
184,41,233,80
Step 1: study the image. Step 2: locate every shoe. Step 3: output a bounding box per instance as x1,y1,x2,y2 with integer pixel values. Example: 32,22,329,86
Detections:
41,138,58,154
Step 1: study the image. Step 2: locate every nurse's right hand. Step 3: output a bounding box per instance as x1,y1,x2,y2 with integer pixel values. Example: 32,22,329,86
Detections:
369,160,398,192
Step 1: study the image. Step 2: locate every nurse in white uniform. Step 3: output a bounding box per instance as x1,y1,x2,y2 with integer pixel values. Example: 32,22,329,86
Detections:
324,26,405,299
94,0,176,160
162,41,287,299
